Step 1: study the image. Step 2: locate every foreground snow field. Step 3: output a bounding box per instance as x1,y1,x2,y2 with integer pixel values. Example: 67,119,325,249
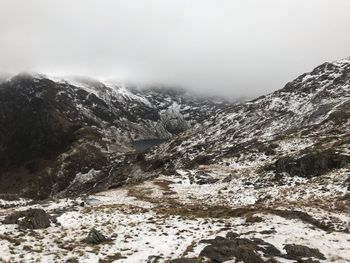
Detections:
1,166,349,263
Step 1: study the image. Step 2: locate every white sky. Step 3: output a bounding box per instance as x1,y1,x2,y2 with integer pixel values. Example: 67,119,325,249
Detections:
0,0,350,97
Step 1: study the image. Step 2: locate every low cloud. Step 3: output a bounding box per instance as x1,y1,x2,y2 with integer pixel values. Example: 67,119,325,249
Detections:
1,0,350,97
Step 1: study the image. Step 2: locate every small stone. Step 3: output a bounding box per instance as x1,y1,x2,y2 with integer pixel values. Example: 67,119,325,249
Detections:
84,228,109,244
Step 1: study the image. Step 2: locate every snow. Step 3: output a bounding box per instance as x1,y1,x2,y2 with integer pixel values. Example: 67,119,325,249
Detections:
72,169,101,184
1,163,349,262
2,58,350,262
106,82,152,107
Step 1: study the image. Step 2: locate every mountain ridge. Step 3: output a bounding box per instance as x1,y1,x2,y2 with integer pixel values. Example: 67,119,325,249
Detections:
0,73,229,198
1,58,350,262
148,56,350,169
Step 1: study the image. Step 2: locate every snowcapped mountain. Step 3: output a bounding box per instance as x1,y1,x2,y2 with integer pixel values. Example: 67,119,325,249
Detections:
105,57,350,262
0,73,228,199
151,57,350,170
1,59,350,263
43,74,229,140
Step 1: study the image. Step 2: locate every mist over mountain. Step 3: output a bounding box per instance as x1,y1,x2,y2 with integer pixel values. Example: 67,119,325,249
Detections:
1,1,350,262
0,57,350,262
1,0,350,96
0,72,229,199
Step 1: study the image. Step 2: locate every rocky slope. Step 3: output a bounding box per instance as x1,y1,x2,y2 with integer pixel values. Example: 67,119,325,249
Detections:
151,57,350,171
0,73,227,199
1,58,350,263
125,57,350,261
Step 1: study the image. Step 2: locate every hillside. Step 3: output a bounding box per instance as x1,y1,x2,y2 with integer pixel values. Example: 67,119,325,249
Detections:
0,58,350,262
0,73,227,199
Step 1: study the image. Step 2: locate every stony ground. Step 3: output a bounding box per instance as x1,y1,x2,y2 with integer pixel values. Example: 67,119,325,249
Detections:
0,165,349,263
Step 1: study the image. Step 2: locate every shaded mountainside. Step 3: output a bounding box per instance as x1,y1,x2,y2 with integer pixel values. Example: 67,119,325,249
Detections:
0,73,228,199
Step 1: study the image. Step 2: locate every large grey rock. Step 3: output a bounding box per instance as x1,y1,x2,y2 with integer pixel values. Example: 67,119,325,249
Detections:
2,208,51,229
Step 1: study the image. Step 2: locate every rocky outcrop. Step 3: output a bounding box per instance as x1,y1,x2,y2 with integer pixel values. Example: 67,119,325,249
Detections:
199,236,280,263
267,150,350,178
200,242,263,262
2,208,51,229
182,234,328,263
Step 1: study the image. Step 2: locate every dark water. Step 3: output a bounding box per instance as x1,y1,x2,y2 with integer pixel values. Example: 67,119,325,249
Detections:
132,139,167,152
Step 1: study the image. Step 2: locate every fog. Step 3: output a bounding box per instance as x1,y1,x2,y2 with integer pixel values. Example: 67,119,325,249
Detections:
1,0,350,97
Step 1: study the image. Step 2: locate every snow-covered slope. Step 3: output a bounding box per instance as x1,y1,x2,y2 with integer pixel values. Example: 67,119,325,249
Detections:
107,56,350,262
151,57,350,169
1,59,350,263
45,75,229,140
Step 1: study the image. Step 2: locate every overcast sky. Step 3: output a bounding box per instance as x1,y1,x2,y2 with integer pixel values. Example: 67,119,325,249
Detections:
0,0,350,97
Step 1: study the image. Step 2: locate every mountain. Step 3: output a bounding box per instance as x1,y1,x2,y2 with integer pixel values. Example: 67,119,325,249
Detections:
1,59,350,263
142,56,350,212
151,57,350,171
0,73,228,199
130,57,350,260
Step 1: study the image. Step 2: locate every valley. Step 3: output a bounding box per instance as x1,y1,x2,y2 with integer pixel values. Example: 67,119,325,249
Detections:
1,57,350,262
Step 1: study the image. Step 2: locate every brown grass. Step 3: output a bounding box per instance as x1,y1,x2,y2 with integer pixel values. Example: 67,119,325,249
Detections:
0,234,22,246
181,241,196,257
153,180,177,195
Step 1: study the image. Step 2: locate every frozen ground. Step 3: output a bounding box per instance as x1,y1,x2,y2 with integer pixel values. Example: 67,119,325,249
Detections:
0,165,349,263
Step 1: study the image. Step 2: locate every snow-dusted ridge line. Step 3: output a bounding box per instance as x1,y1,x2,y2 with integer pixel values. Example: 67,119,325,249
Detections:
150,56,350,166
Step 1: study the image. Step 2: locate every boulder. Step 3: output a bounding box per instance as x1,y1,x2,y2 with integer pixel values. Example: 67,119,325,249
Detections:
284,244,326,260
84,228,109,244
2,208,51,229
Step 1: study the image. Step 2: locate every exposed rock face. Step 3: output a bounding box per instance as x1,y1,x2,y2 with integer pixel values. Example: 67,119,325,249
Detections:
269,150,350,178
0,76,77,169
0,74,118,199
2,208,51,229
0,73,227,199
